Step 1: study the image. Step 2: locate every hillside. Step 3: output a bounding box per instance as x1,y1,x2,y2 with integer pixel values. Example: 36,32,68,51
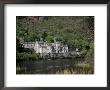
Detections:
16,16,94,49
16,16,94,74
16,16,94,62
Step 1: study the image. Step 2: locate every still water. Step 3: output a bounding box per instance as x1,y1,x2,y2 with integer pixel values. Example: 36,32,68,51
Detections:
16,58,92,74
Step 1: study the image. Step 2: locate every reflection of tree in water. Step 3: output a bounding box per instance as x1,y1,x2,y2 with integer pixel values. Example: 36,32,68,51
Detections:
16,58,93,74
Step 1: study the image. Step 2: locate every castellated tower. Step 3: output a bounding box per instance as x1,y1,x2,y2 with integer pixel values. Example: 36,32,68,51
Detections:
34,41,39,53
54,37,58,53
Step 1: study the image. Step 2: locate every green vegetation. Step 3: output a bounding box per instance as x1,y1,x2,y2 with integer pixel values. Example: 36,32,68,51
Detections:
16,16,94,52
16,16,94,74
16,53,39,61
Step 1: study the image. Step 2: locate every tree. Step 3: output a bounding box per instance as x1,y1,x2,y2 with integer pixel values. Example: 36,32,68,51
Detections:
42,31,48,41
16,38,24,53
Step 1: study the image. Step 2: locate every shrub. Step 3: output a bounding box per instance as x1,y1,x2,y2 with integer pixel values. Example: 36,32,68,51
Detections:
16,52,39,61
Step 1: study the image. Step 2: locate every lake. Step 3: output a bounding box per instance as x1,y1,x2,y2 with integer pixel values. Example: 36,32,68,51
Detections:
16,58,93,74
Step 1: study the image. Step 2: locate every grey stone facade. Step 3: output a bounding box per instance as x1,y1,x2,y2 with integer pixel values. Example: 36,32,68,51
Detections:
23,40,68,54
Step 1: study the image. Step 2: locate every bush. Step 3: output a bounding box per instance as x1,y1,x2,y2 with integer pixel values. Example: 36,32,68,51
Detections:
16,52,39,61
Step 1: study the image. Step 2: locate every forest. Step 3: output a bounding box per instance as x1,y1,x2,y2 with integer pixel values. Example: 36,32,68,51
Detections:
16,16,94,74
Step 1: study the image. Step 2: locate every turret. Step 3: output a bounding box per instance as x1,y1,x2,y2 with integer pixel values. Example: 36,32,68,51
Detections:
34,41,39,53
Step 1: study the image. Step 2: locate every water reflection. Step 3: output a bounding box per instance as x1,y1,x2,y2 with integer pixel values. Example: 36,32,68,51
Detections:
16,58,93,74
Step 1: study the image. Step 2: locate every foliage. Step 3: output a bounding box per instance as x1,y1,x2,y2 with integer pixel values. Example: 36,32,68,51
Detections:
16,52,39,61
16,16,94,63
16,38,24,53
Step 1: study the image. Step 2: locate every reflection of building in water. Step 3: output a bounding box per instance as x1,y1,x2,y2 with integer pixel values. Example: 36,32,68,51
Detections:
23,38,68,54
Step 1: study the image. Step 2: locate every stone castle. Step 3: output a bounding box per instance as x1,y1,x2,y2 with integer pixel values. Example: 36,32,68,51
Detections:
23,38,68,54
